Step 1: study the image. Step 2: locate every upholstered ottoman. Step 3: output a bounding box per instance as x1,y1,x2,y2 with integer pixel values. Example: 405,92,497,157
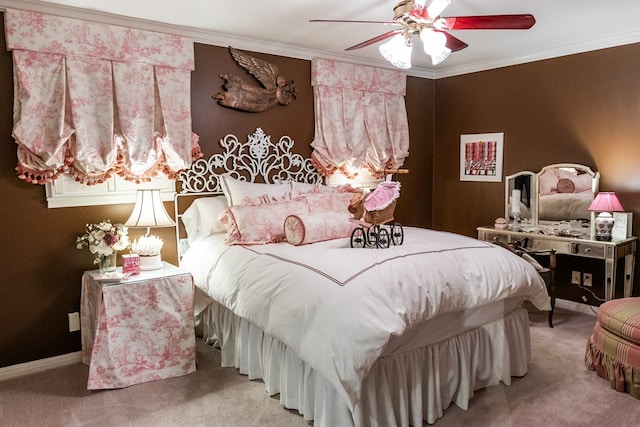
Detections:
585,297,640,399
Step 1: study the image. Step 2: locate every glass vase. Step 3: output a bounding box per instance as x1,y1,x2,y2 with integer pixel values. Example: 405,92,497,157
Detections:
98,252,117,272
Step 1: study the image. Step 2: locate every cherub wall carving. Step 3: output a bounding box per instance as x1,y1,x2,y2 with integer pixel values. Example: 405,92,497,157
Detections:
213,47,297,113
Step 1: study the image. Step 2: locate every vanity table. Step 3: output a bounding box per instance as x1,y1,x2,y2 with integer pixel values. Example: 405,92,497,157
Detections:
480,163,637,306
477,226,637,304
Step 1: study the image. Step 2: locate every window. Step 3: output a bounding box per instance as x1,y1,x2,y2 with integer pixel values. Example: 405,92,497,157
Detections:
45,174,175,208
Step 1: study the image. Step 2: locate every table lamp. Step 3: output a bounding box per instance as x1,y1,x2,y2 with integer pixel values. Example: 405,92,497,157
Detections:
124,189,175,270
588,192,624,241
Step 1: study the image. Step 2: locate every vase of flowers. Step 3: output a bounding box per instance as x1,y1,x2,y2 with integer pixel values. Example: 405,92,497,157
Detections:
76,220,130,272
97,252,118,272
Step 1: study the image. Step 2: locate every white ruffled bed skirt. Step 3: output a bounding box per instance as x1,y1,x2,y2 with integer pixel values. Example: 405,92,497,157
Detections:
198,303,531,426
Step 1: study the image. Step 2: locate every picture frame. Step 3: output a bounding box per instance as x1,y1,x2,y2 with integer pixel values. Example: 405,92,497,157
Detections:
612,212,633,240
460,132,504,182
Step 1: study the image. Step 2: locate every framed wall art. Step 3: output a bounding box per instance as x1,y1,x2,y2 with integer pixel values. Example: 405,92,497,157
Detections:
460,132,504,182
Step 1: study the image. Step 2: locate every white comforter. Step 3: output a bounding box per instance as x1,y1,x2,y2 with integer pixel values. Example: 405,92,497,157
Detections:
180,227,550,410
539,192,592,220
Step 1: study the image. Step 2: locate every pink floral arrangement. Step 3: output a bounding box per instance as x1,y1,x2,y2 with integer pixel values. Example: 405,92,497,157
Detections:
76,220,129,264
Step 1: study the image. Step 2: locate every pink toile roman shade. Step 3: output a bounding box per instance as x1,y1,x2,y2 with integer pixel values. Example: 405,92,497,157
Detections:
4,9,201,185
310,59,410,178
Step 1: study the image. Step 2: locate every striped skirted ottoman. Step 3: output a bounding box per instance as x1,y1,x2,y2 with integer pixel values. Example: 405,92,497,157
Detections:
585,297,640,399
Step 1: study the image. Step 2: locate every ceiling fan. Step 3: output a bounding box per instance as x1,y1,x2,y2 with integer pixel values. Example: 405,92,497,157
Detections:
310,0,535,69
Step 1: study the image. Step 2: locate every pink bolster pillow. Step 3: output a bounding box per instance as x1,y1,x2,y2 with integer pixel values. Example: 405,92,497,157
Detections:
284,212,358,246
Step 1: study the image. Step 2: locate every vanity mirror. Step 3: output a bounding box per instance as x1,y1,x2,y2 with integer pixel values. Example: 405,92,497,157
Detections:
505,171,536,222
536,163,599,224
505,163,599,228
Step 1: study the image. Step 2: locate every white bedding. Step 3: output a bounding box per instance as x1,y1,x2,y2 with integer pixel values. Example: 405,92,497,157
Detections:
538,192,592,220
180,227,550,410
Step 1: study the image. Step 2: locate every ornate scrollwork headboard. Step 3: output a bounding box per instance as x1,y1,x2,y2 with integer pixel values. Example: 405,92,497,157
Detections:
178,127,321,194
175,128,322,257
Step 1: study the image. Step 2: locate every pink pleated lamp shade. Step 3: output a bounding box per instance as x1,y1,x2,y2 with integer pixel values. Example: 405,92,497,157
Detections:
588,192,624,241
588,192,624,213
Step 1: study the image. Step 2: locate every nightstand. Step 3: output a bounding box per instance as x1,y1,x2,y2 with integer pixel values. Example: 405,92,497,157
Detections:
81,262,196,389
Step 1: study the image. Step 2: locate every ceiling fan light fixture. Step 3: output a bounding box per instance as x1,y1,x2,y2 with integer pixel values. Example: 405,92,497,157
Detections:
430,47,451,65
379,34,413,69
420,29,447,55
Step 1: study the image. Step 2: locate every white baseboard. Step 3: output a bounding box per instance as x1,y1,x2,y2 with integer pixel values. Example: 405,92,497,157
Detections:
0,351,82,383
556,299,598,316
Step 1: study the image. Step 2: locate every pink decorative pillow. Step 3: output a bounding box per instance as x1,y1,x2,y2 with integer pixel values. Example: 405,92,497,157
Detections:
556,178,575,193
303,192,355,215
292,182,361,194
573,173,593,193
219,200,309,245
538,169,559,195
284,212,358,245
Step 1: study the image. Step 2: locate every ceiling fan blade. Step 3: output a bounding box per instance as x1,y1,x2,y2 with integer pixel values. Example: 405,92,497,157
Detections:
309,19,396,25
345,29,403,51
440,14,536,30
441,31,468,52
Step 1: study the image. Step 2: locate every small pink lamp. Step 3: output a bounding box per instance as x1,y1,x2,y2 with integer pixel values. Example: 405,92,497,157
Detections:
588,192,624,241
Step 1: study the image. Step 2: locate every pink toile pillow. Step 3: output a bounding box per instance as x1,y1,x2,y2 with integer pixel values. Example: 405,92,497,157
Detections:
291,181,361,195
219,200,309,245
302,192,355,215
284,212,359,245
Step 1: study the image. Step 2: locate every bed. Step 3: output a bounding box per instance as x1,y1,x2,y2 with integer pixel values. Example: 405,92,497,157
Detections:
175,128,551,426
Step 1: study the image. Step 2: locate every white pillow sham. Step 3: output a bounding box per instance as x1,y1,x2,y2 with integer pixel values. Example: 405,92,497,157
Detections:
181,196,228,243
220,173,292,206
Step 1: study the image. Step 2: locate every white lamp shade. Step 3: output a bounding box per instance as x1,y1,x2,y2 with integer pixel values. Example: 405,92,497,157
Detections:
379,35,412,69
430,46,451,65
420,29,447,55
124,189,175,229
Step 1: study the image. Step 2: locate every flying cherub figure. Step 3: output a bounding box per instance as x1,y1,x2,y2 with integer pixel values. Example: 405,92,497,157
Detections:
213,46,297,113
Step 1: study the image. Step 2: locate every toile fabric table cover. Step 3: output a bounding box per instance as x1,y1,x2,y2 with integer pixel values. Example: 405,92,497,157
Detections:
81,263,196,389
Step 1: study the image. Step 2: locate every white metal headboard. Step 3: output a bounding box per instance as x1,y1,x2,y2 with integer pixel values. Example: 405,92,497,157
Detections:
175,127,322,257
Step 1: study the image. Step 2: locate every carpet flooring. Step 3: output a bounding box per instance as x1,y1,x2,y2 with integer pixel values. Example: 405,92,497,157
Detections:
1,306,639,426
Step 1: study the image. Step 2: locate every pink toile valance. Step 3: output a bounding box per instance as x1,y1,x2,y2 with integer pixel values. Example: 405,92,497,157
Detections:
5,9,201,185
310,59,410,177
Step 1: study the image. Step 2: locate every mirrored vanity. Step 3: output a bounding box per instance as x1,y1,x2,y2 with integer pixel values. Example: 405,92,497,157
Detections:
478,164,637,306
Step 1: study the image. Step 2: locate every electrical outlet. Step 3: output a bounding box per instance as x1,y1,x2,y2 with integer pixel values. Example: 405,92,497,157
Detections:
571,271,581,285
583,273,593,287
68,312,80,332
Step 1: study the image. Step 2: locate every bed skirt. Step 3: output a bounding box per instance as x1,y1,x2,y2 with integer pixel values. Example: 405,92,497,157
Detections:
198,303,532,426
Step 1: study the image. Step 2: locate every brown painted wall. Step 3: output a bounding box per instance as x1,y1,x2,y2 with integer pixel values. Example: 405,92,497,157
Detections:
0,18,434,367
433,44,640,239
